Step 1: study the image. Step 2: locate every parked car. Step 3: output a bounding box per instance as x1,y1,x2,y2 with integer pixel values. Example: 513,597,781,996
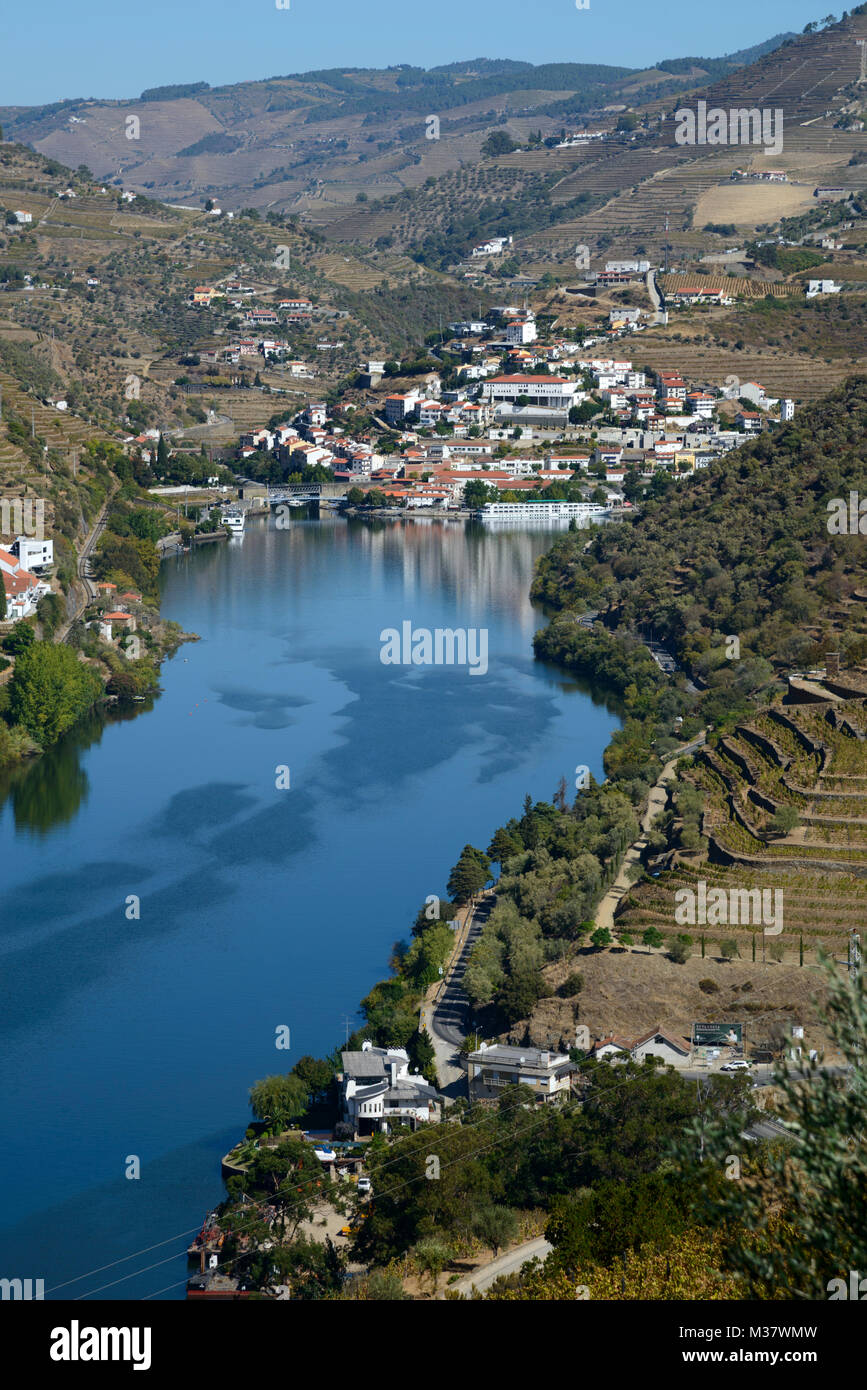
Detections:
357,1176,372,1196
721,1060,751,1071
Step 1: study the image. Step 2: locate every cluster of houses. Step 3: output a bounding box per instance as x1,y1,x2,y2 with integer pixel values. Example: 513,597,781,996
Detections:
227,345,795,510
334,1026,695,1135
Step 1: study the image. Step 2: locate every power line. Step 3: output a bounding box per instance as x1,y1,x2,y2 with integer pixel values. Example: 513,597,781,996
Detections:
50,1077,554,1297
70,1064,700,1301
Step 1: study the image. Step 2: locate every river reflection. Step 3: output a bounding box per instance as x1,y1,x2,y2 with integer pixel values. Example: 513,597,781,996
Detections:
0,513,619,1298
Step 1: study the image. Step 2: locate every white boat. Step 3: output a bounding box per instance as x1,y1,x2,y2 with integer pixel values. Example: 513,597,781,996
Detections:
221,507,246,534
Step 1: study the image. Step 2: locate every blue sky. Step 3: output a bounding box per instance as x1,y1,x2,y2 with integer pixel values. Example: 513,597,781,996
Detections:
3,1,830,107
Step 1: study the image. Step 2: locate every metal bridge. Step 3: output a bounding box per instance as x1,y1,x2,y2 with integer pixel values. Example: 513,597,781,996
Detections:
264,482,348,503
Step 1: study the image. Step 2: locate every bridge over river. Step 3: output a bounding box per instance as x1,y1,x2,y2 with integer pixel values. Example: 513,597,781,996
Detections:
238,481,350,504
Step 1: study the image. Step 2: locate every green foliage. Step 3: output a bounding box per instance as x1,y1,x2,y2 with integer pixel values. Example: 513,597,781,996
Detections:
248,1073,309,1129
668,933,693,964
472,1203,519,1257
7,641,102,745
481,130,518,157
1,622,35,655
447,844,490,903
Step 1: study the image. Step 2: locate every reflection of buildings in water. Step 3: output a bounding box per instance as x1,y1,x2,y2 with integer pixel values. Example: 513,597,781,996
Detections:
363,518,558,632
184,512,573,639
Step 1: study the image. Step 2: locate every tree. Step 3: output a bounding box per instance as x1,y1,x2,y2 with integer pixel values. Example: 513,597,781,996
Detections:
488,826,521,867
414,1237,452,1291
642,926,664,950
291,1056,333,1103
768,805,799,837
463,479,497,508
447,845,489,903
500,968,546,1024
719,938,740,960
224,1137,323,1245
481,130,518,157
472,1204,519,1259
1,622,35,655
590,926,612,950
408,1027,437,1085
668,933,692,964
8,642,102,746
156,433,169,472
248,1073,308,1130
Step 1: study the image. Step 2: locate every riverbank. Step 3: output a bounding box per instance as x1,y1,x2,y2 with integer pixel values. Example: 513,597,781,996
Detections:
1,513,617,1299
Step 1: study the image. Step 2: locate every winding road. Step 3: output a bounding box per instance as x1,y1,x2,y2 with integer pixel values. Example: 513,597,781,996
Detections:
593,730,707,933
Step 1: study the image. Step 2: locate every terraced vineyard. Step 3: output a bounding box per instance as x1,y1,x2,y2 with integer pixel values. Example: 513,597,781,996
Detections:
658,273,799,299
614,690,867,969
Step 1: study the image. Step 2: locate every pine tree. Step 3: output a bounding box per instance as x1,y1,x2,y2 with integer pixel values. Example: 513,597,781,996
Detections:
447,845,488,903
488,827,521,867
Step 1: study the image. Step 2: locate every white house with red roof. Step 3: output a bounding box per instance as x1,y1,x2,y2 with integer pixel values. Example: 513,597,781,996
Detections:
0,546,51,620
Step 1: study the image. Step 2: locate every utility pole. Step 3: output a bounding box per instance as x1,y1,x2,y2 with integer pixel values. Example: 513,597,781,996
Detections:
341,1015,354,1046
849,930,862,1098
848,929,861,983
696,1078,708,1160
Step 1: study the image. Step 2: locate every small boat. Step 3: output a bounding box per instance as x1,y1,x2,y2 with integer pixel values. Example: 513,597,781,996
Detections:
220,507,246,534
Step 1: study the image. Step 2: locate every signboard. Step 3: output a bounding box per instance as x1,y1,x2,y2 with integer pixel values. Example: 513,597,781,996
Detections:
692,1022,743,1048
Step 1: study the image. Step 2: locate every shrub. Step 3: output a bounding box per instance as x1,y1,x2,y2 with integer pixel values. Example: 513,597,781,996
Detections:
668,933,693,964
698,978,720,994
559,971,584,998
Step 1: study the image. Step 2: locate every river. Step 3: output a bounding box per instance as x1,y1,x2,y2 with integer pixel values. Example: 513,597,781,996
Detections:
0,512,619,1299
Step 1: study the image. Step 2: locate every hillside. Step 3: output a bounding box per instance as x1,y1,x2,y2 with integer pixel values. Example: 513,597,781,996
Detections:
532,375,867,680
0,141,480,447
0,44,792,215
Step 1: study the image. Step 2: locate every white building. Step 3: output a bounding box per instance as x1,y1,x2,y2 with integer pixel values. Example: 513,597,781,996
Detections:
471,235,513,258
13,210,32,224
0,546,51,620
482,374,577,409
781,398,795,421
504,318,537,346
12,536,53,570
605,259,650,274
465,1043,575,1102
384,390,422,425
339,1042,439,1135
630,1026,691,1066
806,279,841,298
